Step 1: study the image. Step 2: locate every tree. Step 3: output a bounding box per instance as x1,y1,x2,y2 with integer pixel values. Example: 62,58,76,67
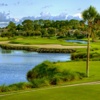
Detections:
94,14,100,40
82,6,98,77
6,21,17,37
22,19,34,31
7,21,16,33
47,27,56,37
41,29,48,37
16,24,23,31
68,19,80,29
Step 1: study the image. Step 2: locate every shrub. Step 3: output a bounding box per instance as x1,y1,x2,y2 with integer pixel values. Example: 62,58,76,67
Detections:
9,82,33,90
27,61,60,81
71,52,100,61
0,85,9,92
27,61,85,87
31,78,50,88
50,75,62,85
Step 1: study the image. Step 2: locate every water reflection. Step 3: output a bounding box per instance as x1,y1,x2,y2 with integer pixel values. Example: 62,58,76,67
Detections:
0,48,71,85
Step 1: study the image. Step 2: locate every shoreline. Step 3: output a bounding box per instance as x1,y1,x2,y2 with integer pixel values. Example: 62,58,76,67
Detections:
0,41,87,53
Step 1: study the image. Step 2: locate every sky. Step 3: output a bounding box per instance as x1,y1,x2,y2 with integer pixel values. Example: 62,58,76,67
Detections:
0,0,100,27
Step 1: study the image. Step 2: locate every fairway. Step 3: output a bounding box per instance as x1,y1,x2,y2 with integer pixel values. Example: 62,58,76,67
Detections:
0,83,100,100
10,37,86,46
55,61,100,82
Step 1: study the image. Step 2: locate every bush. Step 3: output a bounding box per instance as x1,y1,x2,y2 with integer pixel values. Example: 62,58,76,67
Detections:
9,82,33,90
27,61,60,81
71,52,100,61
31,78,50,88
27,61,85,87
0,85,9,92
50,75,62,85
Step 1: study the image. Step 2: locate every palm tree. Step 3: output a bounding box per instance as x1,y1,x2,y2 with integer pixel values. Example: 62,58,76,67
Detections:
94,14,100,40
91,14,100,42
82,6,98,77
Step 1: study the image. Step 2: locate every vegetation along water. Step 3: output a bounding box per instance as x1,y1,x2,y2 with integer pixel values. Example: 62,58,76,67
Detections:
0,5,100,100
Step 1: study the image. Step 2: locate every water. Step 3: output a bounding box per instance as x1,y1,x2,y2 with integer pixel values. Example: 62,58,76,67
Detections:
0,48,71,85
66,40,87,44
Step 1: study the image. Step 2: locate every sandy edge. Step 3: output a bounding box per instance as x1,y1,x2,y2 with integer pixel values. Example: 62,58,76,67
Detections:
0,41,87,49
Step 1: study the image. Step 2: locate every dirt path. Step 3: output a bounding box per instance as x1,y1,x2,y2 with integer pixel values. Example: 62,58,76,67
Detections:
0,81,100,97
0,41,9,44
0,41,87,49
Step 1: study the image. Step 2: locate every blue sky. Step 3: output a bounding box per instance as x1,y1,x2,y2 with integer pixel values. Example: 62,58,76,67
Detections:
0,0,100,27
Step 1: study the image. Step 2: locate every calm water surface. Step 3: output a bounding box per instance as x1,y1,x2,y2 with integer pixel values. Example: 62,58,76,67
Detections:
66,40,87,44
0,48,71,85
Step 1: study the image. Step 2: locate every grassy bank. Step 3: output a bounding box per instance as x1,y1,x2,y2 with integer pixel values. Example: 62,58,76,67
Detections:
0,44,76,53
0,61,100,99
55,61,100,82
9,37,86,46
71,40,100,61
0,61,100,92
0,37,87,53
0,84,100,100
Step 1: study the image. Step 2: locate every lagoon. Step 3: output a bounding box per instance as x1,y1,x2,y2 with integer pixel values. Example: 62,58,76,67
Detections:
0,48,71,85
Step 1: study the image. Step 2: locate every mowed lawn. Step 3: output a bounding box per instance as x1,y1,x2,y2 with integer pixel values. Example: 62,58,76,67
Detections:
55,61,100,82
0,84,100,100
10,37,86,46
0,61,100,100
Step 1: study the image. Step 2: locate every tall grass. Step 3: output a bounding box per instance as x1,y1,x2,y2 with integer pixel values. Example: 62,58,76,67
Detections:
27,61,85,87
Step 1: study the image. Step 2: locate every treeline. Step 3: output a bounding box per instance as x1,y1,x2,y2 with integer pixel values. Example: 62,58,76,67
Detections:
0,16,100,40
0,19,87,39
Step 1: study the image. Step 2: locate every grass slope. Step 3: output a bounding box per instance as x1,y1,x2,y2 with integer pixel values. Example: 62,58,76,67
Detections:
0,61,100,100
55,61,100,82
0,84,100,100
10,37,86,46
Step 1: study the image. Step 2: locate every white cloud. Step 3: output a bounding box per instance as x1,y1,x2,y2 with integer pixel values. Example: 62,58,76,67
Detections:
0,12,10,22
0,11,82,27
40,11,51,17
14,18,20,22
0,12,18,27
73,13,82,19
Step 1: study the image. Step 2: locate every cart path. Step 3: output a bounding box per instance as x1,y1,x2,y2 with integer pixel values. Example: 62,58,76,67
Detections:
0,81,100,97
0,41,87,49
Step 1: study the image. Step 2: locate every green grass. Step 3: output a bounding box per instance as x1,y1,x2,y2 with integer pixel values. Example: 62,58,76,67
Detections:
0,84,100,100
0,61,100,100
91,40,100,53
55,61,100,83
0,37,8,41
0,38,100,99
9,37,86,46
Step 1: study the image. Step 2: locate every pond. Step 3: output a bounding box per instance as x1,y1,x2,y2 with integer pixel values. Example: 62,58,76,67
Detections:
66,40,87,44
0,48,71,85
